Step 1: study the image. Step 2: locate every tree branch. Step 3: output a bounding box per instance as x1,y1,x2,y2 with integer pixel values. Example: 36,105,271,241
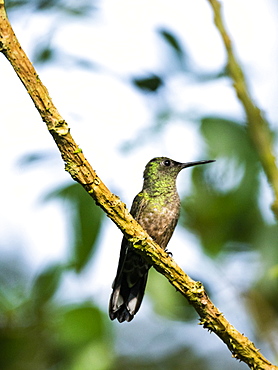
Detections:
207,0,278,219
0,1,277,369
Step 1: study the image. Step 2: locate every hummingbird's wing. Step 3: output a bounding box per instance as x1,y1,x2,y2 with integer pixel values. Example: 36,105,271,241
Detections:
129,191,149,218
109,193,150,323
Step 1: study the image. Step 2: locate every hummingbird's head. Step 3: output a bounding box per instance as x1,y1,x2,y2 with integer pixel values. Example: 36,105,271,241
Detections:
143,157,215,189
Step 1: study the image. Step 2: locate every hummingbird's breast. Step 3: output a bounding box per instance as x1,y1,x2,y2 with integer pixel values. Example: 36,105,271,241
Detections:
136,192,180,250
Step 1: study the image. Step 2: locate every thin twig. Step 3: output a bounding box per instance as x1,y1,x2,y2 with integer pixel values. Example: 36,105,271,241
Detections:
207,0,278,219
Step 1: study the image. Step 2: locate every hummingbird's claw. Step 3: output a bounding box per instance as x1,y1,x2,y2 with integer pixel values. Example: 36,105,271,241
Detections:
165,249,173,257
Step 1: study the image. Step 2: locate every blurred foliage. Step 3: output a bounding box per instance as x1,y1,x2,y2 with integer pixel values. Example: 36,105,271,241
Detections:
132,74,163,93
1,0,278,369
6,0,98,66
0,258,112,370
147,269,198,322
33,40,56,64
45,182,103,272
183,117,263,255
31,263,64,306
158,27,187,69
6,0,96,16
113,347,208,370
181,116,278,353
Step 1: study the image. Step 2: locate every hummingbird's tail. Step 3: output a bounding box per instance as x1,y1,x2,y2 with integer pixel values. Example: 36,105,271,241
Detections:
109,250,150,323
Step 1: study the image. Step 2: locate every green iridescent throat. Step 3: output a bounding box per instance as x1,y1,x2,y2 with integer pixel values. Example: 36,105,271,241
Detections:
143,161,179,197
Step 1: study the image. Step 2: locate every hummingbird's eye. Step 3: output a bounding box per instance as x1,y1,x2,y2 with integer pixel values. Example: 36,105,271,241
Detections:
163,159,171,167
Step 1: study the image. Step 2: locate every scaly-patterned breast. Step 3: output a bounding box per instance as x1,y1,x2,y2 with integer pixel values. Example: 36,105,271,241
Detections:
137,196,180,250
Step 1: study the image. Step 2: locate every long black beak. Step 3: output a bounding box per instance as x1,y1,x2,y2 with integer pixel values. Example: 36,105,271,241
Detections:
180,159,215,169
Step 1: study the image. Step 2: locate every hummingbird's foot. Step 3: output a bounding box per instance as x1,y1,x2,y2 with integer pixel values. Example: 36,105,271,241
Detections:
165,249,173,257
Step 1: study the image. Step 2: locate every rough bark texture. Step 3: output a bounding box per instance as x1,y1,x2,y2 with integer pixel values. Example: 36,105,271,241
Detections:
0,1,277,369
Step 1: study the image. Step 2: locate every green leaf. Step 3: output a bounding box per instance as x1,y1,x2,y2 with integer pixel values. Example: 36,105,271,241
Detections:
45,183,103,272
200,116,257,163
55,304,105,348
31,263,63,305
132,74,163,92
181,117,264,255
6,0,95,16
147,269,197,321
33,44,55,64
158,28,184,59
71,341,114,370
182,164,264,255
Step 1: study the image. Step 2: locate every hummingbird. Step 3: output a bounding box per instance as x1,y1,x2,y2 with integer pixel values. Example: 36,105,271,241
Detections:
109,157,214,323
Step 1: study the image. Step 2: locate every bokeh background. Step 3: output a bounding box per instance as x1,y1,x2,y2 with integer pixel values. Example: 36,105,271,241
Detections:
1,0,278,369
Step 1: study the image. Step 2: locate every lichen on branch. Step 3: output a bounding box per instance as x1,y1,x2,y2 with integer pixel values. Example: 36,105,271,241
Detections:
0,1,277,369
